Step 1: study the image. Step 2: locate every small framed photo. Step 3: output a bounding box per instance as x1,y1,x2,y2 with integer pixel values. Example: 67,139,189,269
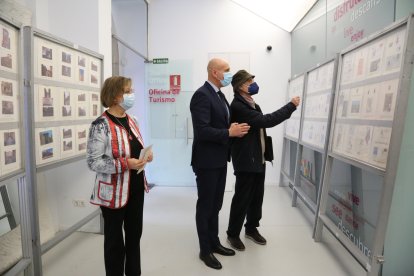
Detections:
76,90,90,119
0,23,18,74
1,80,14,97
35,127,60,165
90,92,100,117
35,37,56,79
35,85,59,121
0,129,21,176
1,25,11,50
89,58,100,87
1,98,18,122
76,54,89,84
4,131,16,146
76,125,89,155
59,46,74,83
0,49,17,73
59,88,74,119
60,126,76,158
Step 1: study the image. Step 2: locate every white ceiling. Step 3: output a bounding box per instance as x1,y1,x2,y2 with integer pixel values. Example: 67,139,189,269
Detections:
230,0,318,32
112,0,323,32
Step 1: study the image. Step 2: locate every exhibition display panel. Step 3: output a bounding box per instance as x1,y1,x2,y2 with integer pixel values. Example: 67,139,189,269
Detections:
25,27,104,275
32,31,102,168
0,20,104,275
291,58,338,230
0,18,22,179
314,15,414,276
0,16,31,276
279,74,305,186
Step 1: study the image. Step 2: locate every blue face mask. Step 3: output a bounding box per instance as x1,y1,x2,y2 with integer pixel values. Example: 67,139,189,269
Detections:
248,82,259,95
220,72,233,87
119,93,135,110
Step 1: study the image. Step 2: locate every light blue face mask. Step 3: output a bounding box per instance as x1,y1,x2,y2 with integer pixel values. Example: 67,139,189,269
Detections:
119,93,135,110
220,72,233,87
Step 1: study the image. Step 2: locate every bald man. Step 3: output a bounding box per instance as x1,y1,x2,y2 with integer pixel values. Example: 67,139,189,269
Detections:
190,58,250,270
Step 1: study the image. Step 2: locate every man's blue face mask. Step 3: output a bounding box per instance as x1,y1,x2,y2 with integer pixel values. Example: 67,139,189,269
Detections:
248,82,259,95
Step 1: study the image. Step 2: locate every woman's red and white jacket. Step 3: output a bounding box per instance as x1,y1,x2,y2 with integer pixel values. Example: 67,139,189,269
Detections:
87,112,145,209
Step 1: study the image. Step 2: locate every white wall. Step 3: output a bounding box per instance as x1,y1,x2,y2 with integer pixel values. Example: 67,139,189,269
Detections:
112,0,148,56
148,0,291,185
112,0,149,148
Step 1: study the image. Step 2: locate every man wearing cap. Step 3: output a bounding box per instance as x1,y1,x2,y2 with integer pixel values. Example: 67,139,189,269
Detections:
190,58,250,270
226,69,300,251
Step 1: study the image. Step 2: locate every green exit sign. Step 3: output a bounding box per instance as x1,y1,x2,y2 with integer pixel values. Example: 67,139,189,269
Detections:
152,58,169,64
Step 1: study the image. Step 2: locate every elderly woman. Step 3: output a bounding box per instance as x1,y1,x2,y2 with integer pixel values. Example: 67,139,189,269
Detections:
87,76,153,276
226,70,300,251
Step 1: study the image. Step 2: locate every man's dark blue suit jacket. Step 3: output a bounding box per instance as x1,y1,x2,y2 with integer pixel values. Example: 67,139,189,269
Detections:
190,81,231,169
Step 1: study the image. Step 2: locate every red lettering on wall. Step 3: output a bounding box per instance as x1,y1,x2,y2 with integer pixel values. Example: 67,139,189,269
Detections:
334,0,363,22
348,192,360,206
332,204,343,219
344,26,354,38
345,214,359,230
351,30,364,42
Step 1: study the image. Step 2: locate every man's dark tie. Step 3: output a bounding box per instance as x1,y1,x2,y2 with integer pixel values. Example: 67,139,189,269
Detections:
217,91,229,122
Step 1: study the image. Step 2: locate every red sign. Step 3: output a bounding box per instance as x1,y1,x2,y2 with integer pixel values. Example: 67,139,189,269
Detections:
170,75,181,94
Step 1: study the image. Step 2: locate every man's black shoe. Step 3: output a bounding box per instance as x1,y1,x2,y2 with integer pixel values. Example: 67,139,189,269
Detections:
227,236,245,251
212,244,236,256
245,231,267,245
199,253,222,270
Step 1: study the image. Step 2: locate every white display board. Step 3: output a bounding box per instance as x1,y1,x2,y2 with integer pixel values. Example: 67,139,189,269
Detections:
301,61,335,150
0,20,21,177
33,35,102,166
331,26,405,170
284,74,305,140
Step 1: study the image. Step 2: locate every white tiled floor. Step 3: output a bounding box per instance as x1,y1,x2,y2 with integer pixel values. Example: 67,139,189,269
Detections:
42,186,366,276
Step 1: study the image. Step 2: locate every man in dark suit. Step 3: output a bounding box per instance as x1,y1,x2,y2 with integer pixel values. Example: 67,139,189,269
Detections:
190,58,250,270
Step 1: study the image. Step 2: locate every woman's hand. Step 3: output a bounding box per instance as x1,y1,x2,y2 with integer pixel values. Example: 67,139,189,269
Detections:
147,151,153,162
127,158,147,170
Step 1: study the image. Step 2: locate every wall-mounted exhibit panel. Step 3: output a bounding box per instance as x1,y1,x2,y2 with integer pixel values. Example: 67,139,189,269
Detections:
284,75,305,141
292,58,337,215
0,19,22,180
301,61,335,150
315,15,414,275
32,31,103,168
279,74,305,187
0,16,33,276
331,26,406,171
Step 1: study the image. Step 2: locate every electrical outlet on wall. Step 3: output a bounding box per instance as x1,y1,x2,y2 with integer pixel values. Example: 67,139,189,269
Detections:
72,199,86,207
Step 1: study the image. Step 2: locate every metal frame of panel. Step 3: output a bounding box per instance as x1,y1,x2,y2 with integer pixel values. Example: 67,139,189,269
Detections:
21,26,105,275
314,15,414,275
291,56,339,239
0,12,34,276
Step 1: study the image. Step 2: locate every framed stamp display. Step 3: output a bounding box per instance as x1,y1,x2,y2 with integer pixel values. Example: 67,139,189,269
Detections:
32,30,103,167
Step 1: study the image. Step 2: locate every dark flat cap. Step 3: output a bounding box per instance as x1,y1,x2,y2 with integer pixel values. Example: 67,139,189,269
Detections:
231,69,255,92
